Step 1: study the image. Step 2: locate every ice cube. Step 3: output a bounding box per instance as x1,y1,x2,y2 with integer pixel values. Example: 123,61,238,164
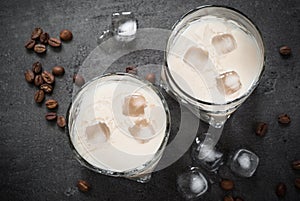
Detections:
183,46,209,70
177,167,208,199
122,94,147,117
212,33,237,54
217,71,242,95
111,12,137,42
230,149,259,177
190,175,205,194
85,122,110,144
128,119,155,143
191,135,224,172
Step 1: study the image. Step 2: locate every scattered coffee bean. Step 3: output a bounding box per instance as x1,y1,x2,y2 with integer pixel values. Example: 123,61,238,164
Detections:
25,39,36,49
125,66,137,74
279,45,291,56
34,44,46,54
34,90,45,103
77,180,90,192
73,74,85,87
32,61,42,74
292,160,300,170
42,71,55,84
235,197,244,201
276,182,286,197
34,75,44,87
145,73,156,84
48,37,62,47
255,122,268,137
295,178,300,189
278,114,291,124
220,179,234,191
60,29,73,41
52,66,65,76
224,195,234,201
45,112,57,121
40,84,53,94
40,32,50,44
24,69,35,83
45,99,58,109
57,116,66,128
31,27,43,40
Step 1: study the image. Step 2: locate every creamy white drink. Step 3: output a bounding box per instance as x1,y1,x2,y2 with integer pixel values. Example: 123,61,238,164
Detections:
166,15,264,104
68,74,168,173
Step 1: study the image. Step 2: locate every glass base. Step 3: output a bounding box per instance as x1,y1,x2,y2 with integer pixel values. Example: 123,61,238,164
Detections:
126,173,152,183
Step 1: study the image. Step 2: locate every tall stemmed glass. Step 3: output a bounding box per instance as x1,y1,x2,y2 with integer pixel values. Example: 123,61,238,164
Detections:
162,5,265,174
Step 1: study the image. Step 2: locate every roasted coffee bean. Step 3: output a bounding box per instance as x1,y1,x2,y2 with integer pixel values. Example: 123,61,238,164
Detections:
278,114,291,124
25,39,36,49
24,69,35,83
60,29,73,41
125,66,137,74
57,116,66,128
42,71,55,84
255,122,268,136
39,32,49,44
73,74,85,87
40,84,53,94
145,73,155,84
32,61,42,74
45,112,57,121
34,44,46,54
48,37,62,47
31,27,43,39
295,178,300,189
279,46,291,56
292,160,300,170
34,75,44,87
276,182,286,197
45,99,58,109
34,90,45,103
77,180,90,192
235,197,244,201
52,66,65,76
223,195,234,201
220,179,234,191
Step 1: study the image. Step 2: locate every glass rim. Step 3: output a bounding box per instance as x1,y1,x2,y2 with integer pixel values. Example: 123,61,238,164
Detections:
164,5,266,106
65,72,171,176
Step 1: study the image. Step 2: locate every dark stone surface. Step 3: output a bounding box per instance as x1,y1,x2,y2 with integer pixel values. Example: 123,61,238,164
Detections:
1,0,300,200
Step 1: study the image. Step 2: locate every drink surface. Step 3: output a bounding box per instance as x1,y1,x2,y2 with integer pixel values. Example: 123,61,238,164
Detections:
70,75,167,172
167,16,263,104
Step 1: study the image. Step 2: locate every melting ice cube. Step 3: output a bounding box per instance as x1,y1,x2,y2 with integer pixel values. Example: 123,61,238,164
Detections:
191,136,224,172
217,71,242,95
177,167,208,199
112,12,137,42
183,46,209,70
123,94,147,117
230,149,259,177
85,122,110,144
128,119,155,143
212,33,237,54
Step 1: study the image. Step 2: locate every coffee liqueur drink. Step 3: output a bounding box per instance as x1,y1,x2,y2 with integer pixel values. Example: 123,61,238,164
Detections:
68,74,169,180
163,6,264,125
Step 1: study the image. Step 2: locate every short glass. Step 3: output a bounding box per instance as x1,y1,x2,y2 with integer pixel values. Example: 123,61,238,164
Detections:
161,5,265,127
66,73,171,183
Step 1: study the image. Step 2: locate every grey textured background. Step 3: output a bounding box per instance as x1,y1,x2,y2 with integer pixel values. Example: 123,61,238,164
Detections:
1,0,300,200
